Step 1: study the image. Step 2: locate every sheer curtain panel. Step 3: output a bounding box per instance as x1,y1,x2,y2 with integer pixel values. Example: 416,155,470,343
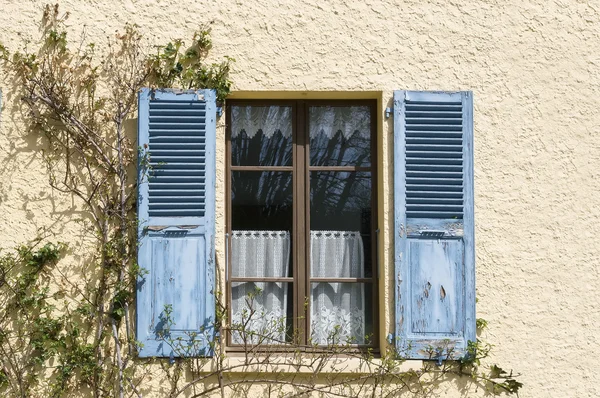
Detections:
231,231,291,344
310,231,366,344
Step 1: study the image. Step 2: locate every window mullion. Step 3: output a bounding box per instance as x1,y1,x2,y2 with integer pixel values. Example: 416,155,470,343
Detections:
294,100,309,346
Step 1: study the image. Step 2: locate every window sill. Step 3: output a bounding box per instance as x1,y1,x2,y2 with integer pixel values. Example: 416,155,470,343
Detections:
195,355,422,375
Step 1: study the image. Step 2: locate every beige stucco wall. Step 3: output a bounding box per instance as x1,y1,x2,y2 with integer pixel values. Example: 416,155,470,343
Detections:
1,1,600,397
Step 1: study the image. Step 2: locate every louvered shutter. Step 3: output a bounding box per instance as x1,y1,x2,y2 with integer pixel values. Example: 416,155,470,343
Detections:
393,91,475,360
137,89,216,358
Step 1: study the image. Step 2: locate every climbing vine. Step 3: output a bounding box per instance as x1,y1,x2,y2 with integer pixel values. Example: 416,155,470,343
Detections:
0,4,521,397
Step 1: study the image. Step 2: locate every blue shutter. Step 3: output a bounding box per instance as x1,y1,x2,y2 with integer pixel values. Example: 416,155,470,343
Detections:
137,89,216,358
393,91,475,360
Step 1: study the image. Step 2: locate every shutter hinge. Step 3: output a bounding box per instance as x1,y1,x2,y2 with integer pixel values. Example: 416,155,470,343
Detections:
216,106,223,117
387,333,395,344
434,348,445,366
385,107,393,119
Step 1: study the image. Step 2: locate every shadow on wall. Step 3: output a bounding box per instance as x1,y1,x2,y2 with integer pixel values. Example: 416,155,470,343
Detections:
132,363,484,397
0,76,138,230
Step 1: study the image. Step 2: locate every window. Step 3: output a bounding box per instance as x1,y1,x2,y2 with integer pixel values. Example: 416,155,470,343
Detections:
226,100,378,348
135,89,475,360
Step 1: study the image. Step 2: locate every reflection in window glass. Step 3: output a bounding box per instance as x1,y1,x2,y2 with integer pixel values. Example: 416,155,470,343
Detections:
310,171,372,277
232,171,293,277
232,171,292,231
309,106,371,167
310,171,371,231
231,106,292,166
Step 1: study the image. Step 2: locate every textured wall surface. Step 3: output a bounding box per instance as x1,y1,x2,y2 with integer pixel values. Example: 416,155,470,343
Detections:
1,1,600,397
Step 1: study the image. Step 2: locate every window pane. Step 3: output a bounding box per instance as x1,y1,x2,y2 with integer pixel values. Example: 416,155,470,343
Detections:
232,171,293,277
232,171,292,230
231,106,292,166
309,106,371,167
310,283,373,345
310,172,372,277
231,282,293,344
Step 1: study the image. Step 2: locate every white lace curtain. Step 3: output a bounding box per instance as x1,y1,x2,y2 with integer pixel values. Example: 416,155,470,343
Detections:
230,230,366,345
310,231,366,345
230,230,291,344
230,106,370,139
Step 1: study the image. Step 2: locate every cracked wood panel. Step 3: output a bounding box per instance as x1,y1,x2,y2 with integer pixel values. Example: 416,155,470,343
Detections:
150,233,207,333
407,239,464,335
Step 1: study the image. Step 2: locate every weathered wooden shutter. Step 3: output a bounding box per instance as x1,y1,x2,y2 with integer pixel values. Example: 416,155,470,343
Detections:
393,91,475,360
137,89,216,357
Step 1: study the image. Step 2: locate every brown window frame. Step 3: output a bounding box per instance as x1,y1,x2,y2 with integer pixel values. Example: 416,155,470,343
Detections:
225,99,378,352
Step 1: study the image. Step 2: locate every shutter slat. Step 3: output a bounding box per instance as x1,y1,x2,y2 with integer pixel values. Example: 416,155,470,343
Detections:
149,203,204,210
406,137,462,145
406,125,463,131
406,103,462,111
152,170,205,177
149,102,205,108
406,118,462,125
406,131,463,138
151,137,206,144
406,178,463,185
406,151,463,158
405,111,462,118
150,131,206,137
149,196,205,203
407,197,463,204
406,191,463,198
149,189,206,196
406,211,463,219
406,157,463,165
406,184,463,192
406,164,463,172
149,116,206,122
150,143,205,148
149,123,207,130
406,204,464,211
150,162,206,169
151,150,206,156
407,171,463,178
151,156,206,163
149,183,205,189
406,145,463,151
149,210,205,216
149,110,206,117
150,177,205,184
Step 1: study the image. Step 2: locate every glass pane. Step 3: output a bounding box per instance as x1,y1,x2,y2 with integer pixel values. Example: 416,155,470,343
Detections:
231,106,292,166
309,106,371,167
232,171,293,276
310,172,372,276
310,283,373,345
231,282,293,344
